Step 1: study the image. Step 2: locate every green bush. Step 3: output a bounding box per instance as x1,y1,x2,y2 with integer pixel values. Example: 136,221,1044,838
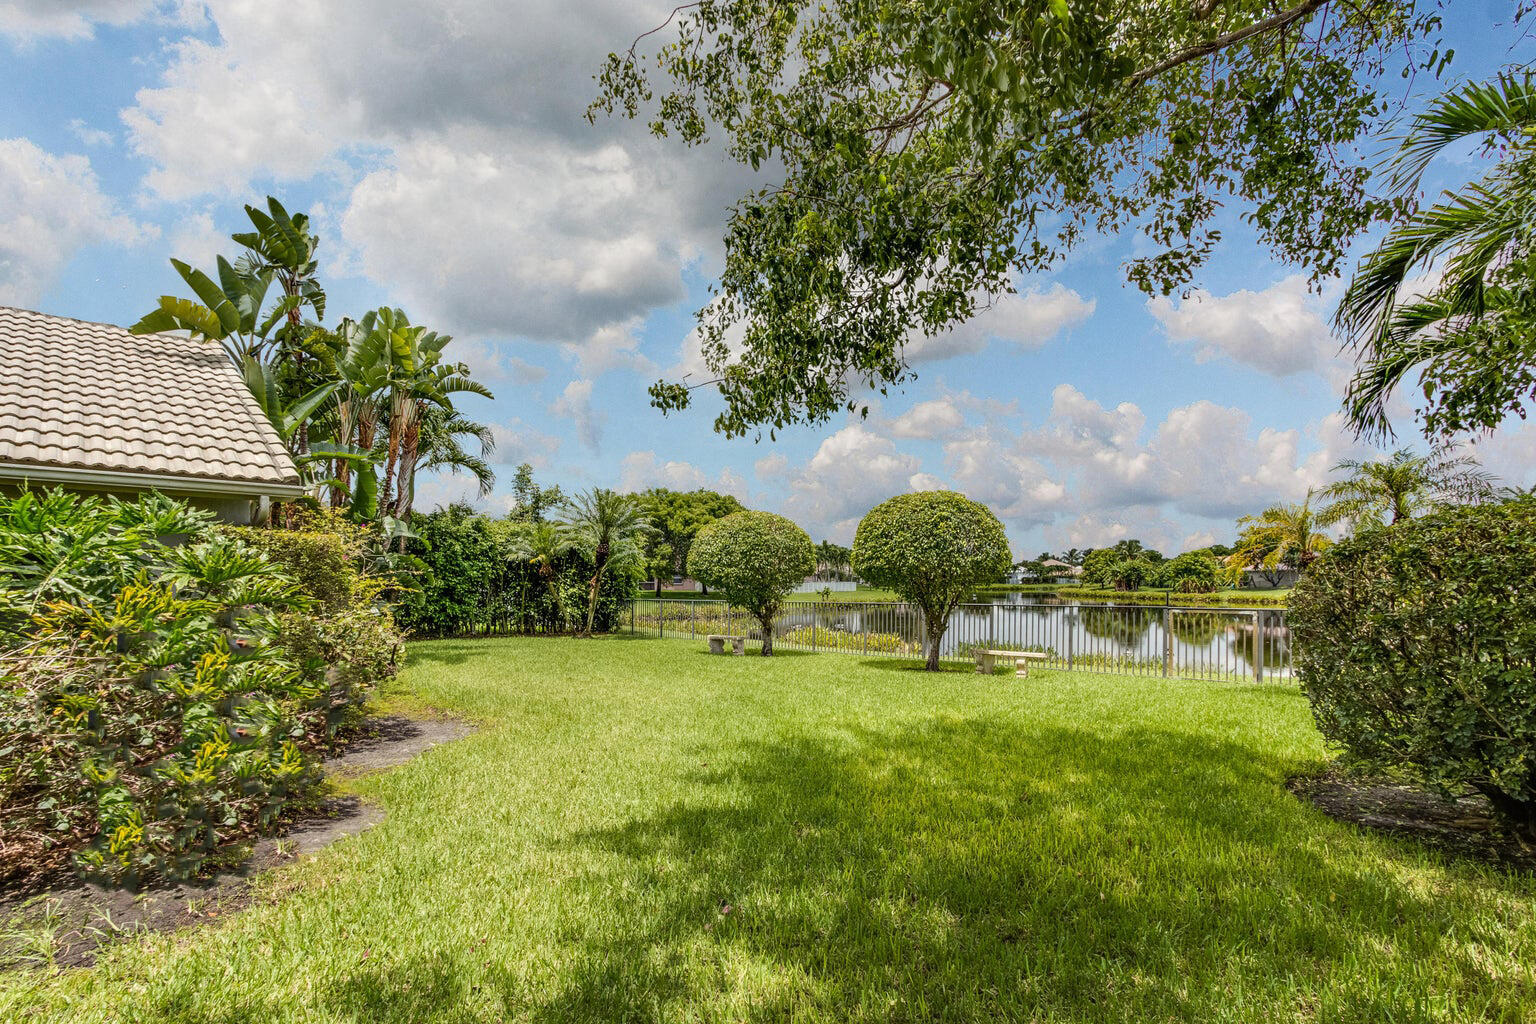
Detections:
0,502,313,885
1156,552,1221,594
779,625,912,654
852,491,1010,670
395,504,641,637
687,511,815,655
1290,499,1536,839
239,510,404,735
0,493,399,886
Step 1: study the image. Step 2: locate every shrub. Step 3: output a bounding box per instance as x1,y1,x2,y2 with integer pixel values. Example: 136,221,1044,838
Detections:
852,492,1011,671
0,489,215,637
0,522,313,886
395,505,641,637
1156,552,1221,594
687,511,815,655
1290,499,1536,840
0,493,399,886
779,625,912,654
238,510,404,734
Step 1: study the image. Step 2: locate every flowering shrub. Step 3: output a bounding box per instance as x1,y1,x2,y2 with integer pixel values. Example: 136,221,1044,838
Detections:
1,531,312,885
0,493,398,886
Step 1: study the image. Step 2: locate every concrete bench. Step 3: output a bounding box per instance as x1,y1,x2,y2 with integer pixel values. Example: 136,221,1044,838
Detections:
707,634,746,656
973,648,1049,677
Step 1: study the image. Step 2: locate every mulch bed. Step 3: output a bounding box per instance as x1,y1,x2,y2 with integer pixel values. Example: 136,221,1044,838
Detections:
1290,769,1536,870
0,714,472,970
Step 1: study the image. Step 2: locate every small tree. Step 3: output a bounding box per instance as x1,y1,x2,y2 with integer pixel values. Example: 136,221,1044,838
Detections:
1157,552,1221,594
1080,548,1119,587
852,491,1011,671
562,488,650,637
687,511,814,655
1107,558,1152,592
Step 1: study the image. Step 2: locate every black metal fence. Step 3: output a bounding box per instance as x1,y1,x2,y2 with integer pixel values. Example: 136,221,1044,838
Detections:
630,598,1292,682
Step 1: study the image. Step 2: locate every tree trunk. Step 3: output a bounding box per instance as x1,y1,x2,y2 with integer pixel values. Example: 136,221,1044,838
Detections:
923,610,947,671
1472,783,1536,847
758,613,774,656
584,563,604,637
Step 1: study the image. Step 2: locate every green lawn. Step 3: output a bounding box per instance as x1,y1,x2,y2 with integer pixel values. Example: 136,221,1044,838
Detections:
4,636,1534,1022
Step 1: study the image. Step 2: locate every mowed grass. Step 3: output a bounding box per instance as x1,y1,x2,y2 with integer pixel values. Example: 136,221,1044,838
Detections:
4,636,1535,1022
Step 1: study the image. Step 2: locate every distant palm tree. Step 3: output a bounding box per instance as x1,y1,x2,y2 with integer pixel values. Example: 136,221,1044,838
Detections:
562,489,651,637
1229,493,1332,580
512,522,575,633
1318,445,1495,530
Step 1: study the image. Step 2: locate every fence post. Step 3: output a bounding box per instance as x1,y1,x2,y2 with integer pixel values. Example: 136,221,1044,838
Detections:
1162,607,1172,677
1066,622,1073,671
659,601,664,639
631,600,635,635
1253,610,1264,684
812,614,817,651
691,601,697,637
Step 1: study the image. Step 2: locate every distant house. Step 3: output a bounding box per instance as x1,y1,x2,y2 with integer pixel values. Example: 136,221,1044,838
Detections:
0,306,303,523
1040,558,1083,580
1006,558,1082,584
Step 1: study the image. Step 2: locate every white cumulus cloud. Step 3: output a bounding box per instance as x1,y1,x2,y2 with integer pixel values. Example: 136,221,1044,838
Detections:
0,138,147,307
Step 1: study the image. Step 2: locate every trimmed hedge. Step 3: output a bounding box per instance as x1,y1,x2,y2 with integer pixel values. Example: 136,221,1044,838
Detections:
1290,499,1536,838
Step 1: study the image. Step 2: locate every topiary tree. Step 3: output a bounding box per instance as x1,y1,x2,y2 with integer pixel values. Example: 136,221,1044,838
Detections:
1290,499,1536,842
852,491,1011,671
687,510,814,655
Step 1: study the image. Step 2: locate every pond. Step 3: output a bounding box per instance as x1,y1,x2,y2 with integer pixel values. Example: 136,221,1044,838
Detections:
635,597,1293,681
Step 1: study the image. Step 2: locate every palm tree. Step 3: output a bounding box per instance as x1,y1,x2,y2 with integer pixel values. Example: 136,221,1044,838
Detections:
511,522,574,633
562,489,651,637
1335,74,1536,438
1228,493,1332,581
351,308,492,524
398,408,496,527
1318,445,1496,530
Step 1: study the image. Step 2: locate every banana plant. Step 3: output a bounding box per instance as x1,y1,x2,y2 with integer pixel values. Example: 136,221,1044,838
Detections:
131,257,300,365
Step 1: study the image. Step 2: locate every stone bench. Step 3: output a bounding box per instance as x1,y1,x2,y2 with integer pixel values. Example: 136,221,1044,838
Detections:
707,634,746,656
973,648,1049,677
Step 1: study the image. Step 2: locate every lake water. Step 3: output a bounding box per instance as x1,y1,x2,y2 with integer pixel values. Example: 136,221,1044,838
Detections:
636,596,1293,681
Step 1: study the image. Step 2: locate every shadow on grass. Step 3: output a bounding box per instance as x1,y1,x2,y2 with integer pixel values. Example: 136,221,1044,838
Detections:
528,717,1531,1022
156,715,1532,1023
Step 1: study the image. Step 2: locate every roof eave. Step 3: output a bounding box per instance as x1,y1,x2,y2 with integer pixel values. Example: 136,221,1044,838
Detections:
0,462,307,500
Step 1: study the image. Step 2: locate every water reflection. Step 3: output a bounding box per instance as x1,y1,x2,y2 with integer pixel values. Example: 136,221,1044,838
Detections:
636,597,1291,679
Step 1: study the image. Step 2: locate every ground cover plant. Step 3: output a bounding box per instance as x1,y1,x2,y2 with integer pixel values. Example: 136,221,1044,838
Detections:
4,636,1534,1022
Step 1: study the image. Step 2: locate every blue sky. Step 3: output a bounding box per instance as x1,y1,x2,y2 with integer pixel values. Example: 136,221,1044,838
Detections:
2,1,1532,556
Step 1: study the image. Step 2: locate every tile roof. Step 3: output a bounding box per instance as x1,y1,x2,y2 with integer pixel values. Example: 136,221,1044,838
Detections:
0,306,302,494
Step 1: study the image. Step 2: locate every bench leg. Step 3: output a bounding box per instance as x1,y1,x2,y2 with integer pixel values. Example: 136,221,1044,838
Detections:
731,639,745,656
1015,661,1029,678
975,655,992,674
709,638,724,654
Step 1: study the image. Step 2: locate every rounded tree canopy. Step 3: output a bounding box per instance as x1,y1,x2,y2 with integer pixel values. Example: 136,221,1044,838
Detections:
686,510,815,615
852,491,1010,608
